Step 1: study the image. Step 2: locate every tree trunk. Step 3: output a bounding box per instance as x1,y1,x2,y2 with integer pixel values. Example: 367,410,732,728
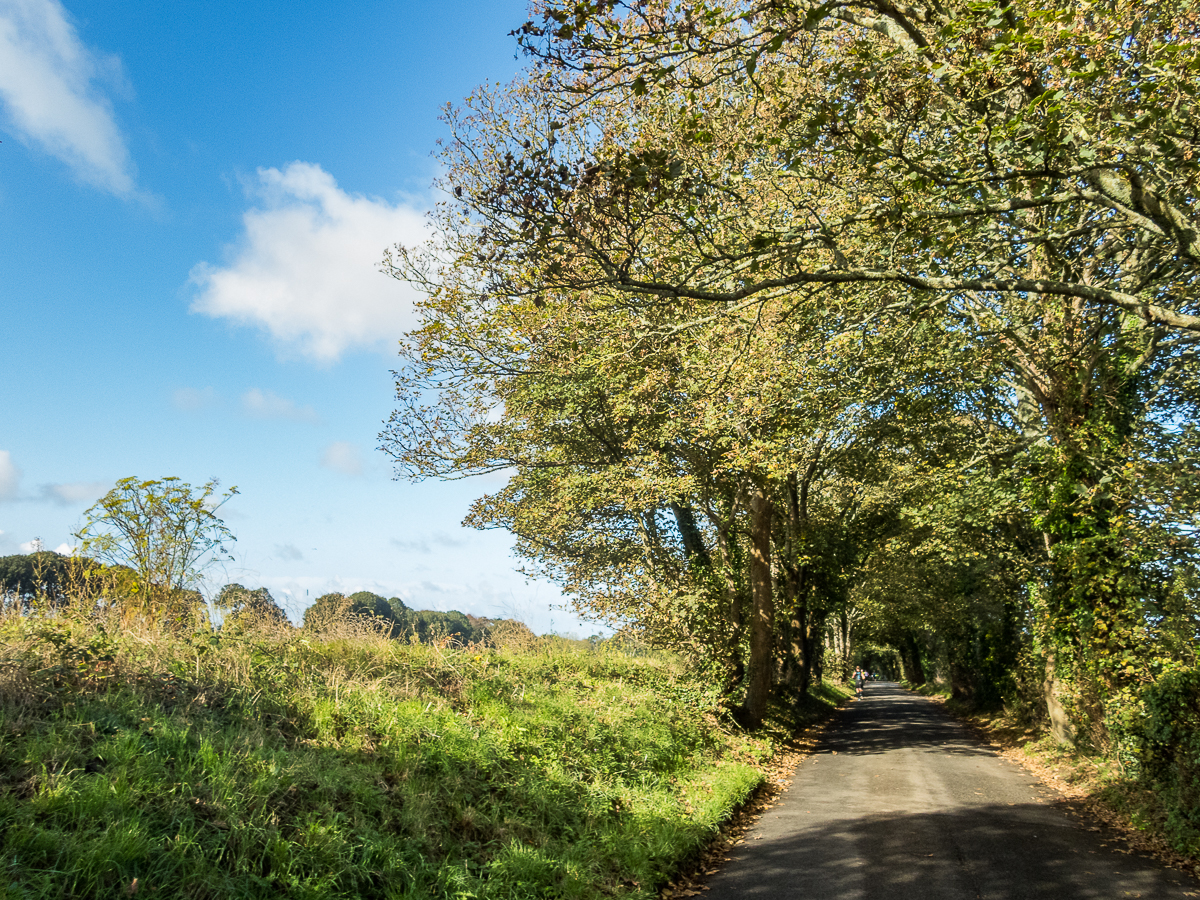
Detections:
716,519,745,691
812,621,825,686
670,503,712,569
902,633,926,685
740,480,774,728
803,609,823,694
1043,652,1076,747
838,610,852,680
788,594,809,695
780,473,816,701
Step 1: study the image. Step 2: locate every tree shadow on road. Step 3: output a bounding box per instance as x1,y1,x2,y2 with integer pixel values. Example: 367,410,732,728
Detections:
711,800,1196,899
819,686,995,758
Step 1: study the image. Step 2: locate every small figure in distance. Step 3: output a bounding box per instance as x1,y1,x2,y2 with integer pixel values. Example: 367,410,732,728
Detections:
853,666,865,698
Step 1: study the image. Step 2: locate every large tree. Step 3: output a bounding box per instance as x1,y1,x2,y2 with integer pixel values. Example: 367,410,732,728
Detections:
518,0,1200,729
0,551,73,610
384,0,1200,734
382,86,957,722
75,477,237,625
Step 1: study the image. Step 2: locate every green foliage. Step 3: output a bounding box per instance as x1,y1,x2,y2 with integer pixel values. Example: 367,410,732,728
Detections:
302,592,398,635
381,0,1200,764
0,612,773,899
394,607,476,644
430,0,1200,744
1125,668,1200,855
74,477,237,624
301,593,492,646
0,552,73,608
347,591,397,622
216,584,290,633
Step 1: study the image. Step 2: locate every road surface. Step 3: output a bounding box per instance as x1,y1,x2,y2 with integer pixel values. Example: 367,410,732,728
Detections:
707,682,1197,899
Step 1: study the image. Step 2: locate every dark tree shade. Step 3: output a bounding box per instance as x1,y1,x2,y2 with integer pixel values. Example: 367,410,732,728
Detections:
0,552,72,606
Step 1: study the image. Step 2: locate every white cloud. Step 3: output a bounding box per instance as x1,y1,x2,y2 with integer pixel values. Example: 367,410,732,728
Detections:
173,386,217,411
242,387,319,423
320,441,364,477
190,162,429,362
39,480,109,505
53,542,73,555
0,450,19,500
18,537,42,553
0,0,135,195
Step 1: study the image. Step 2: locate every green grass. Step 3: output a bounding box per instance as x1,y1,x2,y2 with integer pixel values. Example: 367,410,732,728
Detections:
0,615,776,899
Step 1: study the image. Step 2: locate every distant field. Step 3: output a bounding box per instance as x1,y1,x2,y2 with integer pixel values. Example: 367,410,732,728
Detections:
0,613,814,899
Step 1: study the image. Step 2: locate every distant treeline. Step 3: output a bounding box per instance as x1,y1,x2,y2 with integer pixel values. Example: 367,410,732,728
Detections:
221,582,526,645
0,552,75,604
0,552,528,647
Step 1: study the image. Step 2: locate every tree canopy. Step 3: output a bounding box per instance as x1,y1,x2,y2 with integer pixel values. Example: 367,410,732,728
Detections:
382,0,1200,734
216,583,290,632
0,551,73,609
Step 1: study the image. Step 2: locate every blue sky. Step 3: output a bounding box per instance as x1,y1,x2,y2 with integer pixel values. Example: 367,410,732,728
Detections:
0,0,588,634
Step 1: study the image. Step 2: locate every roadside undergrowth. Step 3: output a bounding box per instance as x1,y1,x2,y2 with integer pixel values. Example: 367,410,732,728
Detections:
0,611,780,899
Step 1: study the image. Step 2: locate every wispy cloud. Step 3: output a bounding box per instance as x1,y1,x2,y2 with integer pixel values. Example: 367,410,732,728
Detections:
274,543,305,562
39,480,109,506
241,388,319,423
0,455,108,506
390,532,468,554
320,441,363,477
0,0,136,195
189,162,429,362
0,450,19,500
172,386,217,411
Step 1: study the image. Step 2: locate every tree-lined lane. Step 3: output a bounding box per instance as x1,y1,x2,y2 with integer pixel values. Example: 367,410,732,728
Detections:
708,685,1196,899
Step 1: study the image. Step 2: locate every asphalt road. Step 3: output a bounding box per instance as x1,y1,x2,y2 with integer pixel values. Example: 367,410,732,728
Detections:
707,682,1198,899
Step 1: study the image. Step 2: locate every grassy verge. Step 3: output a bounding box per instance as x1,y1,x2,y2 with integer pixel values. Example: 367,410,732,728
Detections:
902,681,1200,878
0,613,806,899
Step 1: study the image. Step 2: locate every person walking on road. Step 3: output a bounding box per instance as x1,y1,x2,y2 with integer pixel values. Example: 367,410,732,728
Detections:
853,666,865,698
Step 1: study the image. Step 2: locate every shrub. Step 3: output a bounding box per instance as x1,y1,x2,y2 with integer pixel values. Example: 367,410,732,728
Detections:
1128,667,1200,854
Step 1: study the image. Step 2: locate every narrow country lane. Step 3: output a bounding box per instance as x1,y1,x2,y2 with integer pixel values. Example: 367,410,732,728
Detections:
706,683,1198,899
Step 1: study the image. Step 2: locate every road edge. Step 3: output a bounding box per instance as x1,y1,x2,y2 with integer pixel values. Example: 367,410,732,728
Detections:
910,686,1200,883
657,691,855,899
